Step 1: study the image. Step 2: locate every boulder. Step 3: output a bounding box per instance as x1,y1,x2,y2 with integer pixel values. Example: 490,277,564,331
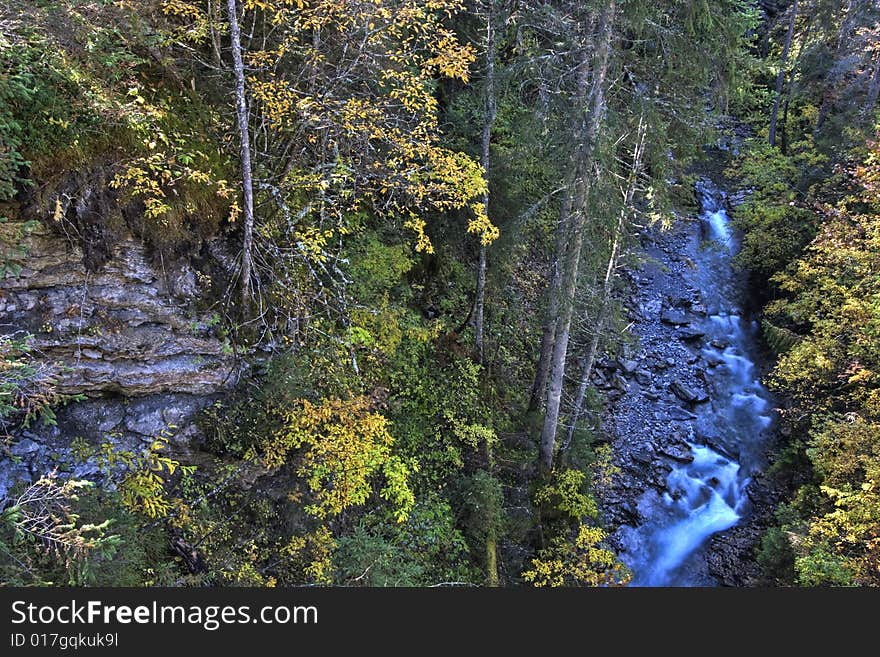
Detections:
670,380,709,404
661,309,690,325
677,327,706,342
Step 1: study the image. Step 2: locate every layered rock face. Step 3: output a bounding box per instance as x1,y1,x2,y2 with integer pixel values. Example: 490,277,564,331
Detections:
0,220,239,497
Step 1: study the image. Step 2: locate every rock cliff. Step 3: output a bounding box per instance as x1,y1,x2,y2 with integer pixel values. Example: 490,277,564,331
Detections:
0,219,240,498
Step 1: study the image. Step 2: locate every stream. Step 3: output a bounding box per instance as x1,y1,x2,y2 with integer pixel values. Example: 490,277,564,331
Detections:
618,179,775,586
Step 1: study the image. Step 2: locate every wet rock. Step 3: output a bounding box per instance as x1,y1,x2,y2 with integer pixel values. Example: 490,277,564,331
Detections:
659,444,694,463
660,309,690,325
634,369,652,386
677,327,706,342
642,298,662,315
670,380,709,404
643,391,661,401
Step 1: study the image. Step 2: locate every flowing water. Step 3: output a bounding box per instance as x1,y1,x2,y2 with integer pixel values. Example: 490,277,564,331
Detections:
622,179,775,586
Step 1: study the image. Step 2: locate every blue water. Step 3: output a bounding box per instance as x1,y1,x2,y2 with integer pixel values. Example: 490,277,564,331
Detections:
622,180,774,586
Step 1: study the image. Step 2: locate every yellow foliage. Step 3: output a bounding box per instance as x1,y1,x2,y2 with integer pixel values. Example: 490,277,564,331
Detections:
257,396,415,521
224,0,496,250
523,524,631,587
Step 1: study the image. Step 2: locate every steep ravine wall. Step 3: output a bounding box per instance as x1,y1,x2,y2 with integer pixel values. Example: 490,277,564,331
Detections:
0,219,240,498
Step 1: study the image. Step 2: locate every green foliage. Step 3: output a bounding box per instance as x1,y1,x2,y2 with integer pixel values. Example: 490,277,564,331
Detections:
0,217,39,278
753,138,880,586
0,334,70,434
73,430,196,519
535,469,598,521
757,526,797,584
458,470,504,543
0,476,121,586
726,139,821,276
335,497,473,586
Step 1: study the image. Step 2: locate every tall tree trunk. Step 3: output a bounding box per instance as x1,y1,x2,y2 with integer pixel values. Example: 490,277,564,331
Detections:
227,0,255,315
560,117,646,462
528,192,571,412
769,0,797,148
209,0,224,68
816,0,857,135
539,2,615,472
475,1,498,365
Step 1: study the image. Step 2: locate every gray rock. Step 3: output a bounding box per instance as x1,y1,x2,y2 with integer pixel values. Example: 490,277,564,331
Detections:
10,438,41,456
0,462,31,500
670,380,709,404
617,359,639,374
124,408,166,437
631,447,654,464
661,309,690,325
678,327,706,342
659,444,694,463
635,369,652,386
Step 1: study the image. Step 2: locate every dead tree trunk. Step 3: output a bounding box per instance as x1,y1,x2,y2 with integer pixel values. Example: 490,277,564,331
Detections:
539,2,615,472
560,116,646,461
529,191,571,412
227,0,255,315
475,1,498,365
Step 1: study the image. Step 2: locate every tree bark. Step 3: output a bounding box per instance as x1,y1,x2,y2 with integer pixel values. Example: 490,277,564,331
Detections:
475,1,498,365
560,117,646,461
539,2,615,472
769,0,797,148
209,0,224,68
227,0,255,315
528,192,570,412
815,0,857,135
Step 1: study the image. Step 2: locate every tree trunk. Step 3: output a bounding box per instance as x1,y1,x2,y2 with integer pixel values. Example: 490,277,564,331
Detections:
227,0,255,315
560,117,646,461
209,0,224,68
815,0,857,135
486,531,498,586
539,2,615,472
528,192,571,412
769,0,797,148
475,1,498,365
